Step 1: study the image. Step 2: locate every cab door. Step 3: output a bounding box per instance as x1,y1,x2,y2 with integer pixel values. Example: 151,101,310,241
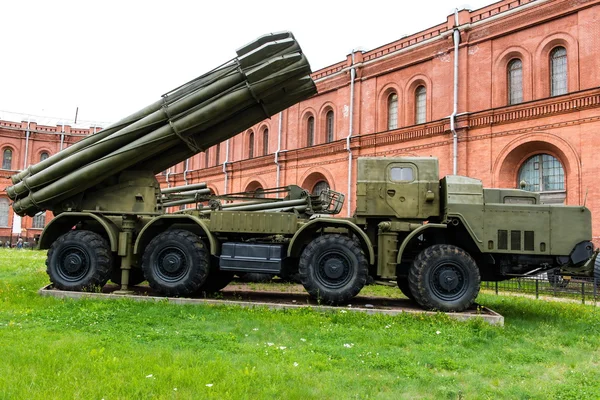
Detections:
386,162,419,219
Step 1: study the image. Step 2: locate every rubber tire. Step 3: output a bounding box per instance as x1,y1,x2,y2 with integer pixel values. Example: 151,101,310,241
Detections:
46,230,112,291
594,256,600,288
299,234,368,305
547,268,569,288
142,229,209,297
110,268,146,286
409,244,480,312
397,278,415,300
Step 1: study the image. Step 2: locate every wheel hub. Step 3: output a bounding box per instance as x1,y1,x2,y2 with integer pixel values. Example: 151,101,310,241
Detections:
430,261,467,301
323,258,345,279
438,269,459,291
161,253,183,274
64,253,84,273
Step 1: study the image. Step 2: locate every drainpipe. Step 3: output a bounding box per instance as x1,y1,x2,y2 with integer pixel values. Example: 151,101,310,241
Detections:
166,168,171,188
59,123,65,151
451,9,460,175
346,51,356,217
183,158,189,186
275,112,283,197
222,139,230,195
23,119,30,170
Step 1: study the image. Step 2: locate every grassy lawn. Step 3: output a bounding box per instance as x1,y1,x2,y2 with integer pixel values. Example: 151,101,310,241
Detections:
1,249,600,399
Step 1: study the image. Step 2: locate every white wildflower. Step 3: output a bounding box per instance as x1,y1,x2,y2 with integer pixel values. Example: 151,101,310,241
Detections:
206,384,213,387
385,325,391,329
343,343,354,348
300,338,306,342
436,330,441,335
279,346,287,350
293,362,299,367
253,328,259,331
267,342,274,346
173,388,177,391
145,374,153,378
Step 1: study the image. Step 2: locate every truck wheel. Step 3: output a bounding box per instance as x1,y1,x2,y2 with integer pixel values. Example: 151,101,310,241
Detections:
299,234,368,305
142,230,209,297
594,256,600,288
46,230,112,291
409,244,480,312
396,278,414,300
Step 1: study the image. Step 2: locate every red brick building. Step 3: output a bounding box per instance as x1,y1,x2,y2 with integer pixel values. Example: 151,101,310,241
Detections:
2,0,600,245
0,122,101,244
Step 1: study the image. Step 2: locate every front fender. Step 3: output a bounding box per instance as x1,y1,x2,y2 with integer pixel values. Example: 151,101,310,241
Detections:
39,212,120,251
133,214,218,256
287,218,375,264
396,223,447,264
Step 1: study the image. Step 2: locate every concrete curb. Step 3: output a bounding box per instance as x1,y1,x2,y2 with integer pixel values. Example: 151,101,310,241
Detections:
39,285,504,326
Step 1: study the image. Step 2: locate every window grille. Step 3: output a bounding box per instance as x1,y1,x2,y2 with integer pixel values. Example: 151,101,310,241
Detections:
415,86,426,124
326,111,334,143
550,47,567,96
387,93,398,130
2,149,12,170
307,116,314,146
508,59,523,105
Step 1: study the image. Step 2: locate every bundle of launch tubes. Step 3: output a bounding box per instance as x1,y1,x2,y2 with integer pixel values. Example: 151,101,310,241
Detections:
7,32,317,217
159,183,345,215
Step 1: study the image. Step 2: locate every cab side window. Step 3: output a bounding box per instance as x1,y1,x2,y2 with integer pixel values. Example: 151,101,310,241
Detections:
390,167,414,182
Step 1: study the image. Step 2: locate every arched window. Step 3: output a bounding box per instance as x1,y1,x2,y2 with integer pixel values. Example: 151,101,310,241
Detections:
518,154,565,204
263,129,269,155
507,59,523,105
32,212,46,229
550,46,567,96
248,131,254,159
415,86,427,124
326,111,334,143
2,148,12,170
307,116,314,146
312,180,330,196
40,152,50,162
0,198,8,227
387,93,398,130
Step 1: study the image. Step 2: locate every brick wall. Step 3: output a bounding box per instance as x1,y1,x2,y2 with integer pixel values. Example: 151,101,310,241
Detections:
2,0,600,244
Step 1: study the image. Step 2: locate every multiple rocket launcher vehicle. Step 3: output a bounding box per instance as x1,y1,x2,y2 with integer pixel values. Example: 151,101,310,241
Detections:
7,32,597,312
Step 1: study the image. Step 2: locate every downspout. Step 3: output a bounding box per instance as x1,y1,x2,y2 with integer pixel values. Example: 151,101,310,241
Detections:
222,139,230,195
346,51,356,217
451,9,460,175
23,119,30,170
166,168,171,188
275,111,283,197
59,123,65,151
183,158,189,186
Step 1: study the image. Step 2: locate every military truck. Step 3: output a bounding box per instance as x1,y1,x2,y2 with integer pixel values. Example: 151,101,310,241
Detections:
7,32,596,312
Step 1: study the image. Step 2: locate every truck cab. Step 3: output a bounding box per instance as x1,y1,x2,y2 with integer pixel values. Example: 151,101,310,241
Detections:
355,157,440,221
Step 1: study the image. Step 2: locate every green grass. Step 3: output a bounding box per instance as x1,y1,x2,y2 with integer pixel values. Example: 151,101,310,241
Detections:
1,249,600,399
